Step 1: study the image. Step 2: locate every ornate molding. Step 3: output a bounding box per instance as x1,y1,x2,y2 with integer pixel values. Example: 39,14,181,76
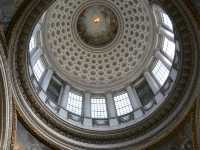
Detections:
8,0,200,149
0,29,13,150
10,103,17,150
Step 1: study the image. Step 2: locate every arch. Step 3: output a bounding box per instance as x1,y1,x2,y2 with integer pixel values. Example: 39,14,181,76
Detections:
0,30,13,150
8,0,200,149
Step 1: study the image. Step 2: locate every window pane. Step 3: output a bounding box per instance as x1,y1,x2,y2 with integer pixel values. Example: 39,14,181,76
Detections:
33,59,45,81
136,81,154,106
46,78,62,104
162,13,173,31
114,93,133,116
67,92,82,116
29,36,36,52
91,98,107,119
152,60,170,86
163,38,175,60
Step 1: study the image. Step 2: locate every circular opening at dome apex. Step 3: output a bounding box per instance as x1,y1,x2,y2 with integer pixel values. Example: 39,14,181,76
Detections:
77,5,119,48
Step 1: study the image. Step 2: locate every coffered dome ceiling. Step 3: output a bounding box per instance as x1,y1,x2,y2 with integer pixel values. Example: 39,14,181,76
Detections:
43,0,155,92
8,0,200,149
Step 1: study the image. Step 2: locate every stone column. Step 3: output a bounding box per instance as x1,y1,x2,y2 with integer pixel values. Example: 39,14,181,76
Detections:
39,29,44,48
160,27,174,41
106,93,118,126
29,25,38,53
30,48,43,66
144,72,160,94
58,85,70,119
170,68,177,81
40,69,53,92
36,24,44,49
83,93,92,126
155,51,171,70
127,86,143,119
176,41,180,52
32,23,42,48
38,69,53,103
144,73,165,104
29,65,33,77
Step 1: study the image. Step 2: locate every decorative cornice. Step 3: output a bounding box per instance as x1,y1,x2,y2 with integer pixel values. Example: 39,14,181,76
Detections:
8,0,200,149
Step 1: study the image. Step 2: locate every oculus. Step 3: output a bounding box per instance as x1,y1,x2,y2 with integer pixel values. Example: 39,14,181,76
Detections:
77,5,118,48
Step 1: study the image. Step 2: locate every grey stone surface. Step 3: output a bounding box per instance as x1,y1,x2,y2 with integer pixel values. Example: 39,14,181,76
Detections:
0,0,15,28
192,0,200,15
0,0,23,30
15,121,51,150
148,116,193,150
0,0,197,149
192,0,200,7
